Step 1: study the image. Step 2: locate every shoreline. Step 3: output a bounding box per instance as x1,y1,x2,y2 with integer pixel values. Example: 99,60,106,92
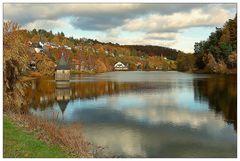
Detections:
21,69,237,81
3,114,71,158
3,112,95,158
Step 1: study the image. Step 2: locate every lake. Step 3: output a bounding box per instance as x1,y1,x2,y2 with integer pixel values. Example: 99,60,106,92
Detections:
26,71,237,157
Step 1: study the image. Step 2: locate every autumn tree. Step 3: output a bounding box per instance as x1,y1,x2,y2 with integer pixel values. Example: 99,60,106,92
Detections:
3,21,31,112
4,21,30,86
194,15,237,72
227,51,237,68
176,54,196,72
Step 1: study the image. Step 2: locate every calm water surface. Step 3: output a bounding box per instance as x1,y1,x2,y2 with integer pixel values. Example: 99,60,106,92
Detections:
27,71,237,157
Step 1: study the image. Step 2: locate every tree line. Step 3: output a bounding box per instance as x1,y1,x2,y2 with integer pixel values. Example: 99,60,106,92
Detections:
194,15,237,73
176,15,237,73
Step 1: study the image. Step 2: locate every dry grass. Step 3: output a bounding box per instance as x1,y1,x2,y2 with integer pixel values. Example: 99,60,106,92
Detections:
5,111,100,157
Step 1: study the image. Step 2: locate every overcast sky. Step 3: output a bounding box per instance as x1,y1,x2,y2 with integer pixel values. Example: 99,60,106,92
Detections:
4,3,236,53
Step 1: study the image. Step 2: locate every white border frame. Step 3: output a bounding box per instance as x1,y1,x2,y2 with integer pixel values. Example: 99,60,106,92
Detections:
0,0,239,160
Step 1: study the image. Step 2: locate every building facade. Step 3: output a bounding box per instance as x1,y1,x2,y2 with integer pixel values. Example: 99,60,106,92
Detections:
114,62,128,71
55,53,70,81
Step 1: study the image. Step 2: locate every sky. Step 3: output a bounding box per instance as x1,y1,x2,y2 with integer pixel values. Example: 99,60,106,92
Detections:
3,3,237,53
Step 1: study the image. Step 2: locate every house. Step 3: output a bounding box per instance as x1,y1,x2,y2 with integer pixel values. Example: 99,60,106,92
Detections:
64,45,71,50
114,62,128,71
43,42,50,46
34,47,44,53
55,53,70,81
29,60,36,70
39,41,44,47
49,42,60,49
31,42,43,53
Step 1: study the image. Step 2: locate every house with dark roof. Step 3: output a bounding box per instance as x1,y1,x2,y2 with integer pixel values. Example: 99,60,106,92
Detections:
55,53,70,81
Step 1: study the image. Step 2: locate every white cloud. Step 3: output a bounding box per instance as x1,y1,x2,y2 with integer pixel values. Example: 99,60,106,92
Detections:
105,28,122,37
23,19,70,30
4,3,236,31
4,4,140,25
124,106,225,129
144,32,179,40
123,6,235,33
97,33,177,47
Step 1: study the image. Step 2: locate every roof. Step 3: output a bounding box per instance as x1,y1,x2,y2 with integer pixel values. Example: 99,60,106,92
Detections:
114,62,125,67
56,53,70,70
57,100,69,114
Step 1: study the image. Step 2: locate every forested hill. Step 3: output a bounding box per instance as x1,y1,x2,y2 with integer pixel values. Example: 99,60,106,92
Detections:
125,45,179,60
27,28,181,61
4,21,181,77
27,29,181,72
193,15,237,73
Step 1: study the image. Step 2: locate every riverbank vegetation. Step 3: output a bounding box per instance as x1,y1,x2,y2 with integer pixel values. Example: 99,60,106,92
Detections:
4,112,93,157
3,116,70,158
3,22,94,157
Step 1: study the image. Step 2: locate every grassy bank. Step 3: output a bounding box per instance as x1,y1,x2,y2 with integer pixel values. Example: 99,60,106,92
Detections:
3,116,70,158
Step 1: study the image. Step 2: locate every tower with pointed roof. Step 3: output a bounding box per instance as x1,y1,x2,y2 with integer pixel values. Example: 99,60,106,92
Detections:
55,87,70,117
55,53,70,81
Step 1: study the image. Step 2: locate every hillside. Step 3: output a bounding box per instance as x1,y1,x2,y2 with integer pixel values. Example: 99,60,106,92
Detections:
125,45,179,60
23,28,181,75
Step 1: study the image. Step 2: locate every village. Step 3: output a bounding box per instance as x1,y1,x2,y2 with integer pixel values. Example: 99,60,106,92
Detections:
26,39,176,77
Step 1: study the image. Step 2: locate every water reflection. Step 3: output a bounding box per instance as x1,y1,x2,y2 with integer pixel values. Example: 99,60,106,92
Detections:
27,72,237,157
194,75,237,130
55,82,71,115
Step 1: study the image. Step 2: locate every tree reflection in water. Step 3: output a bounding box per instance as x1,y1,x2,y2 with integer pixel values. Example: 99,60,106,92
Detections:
23,72,237,157
194,75,237,131
25,77,140,111
26,74,237,132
